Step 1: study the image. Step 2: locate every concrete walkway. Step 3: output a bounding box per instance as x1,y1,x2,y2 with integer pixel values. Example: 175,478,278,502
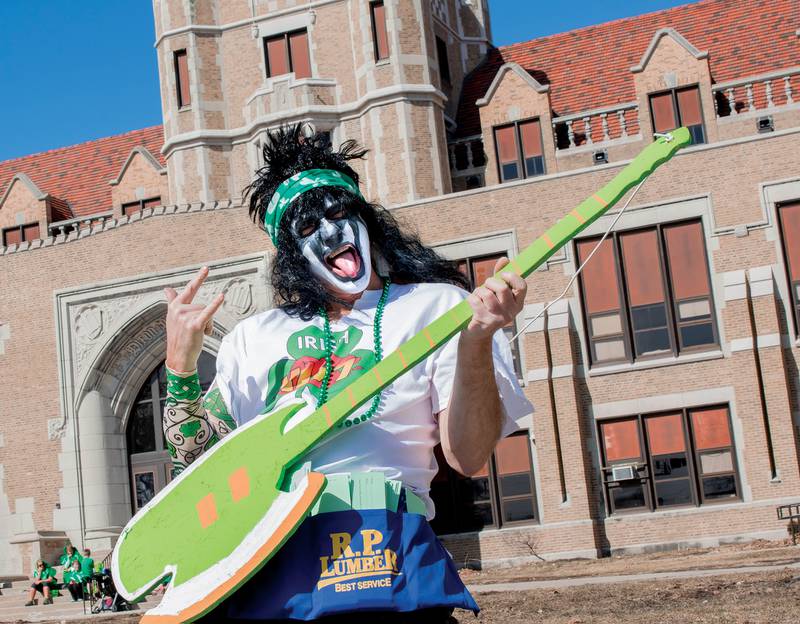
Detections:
467,560,800,594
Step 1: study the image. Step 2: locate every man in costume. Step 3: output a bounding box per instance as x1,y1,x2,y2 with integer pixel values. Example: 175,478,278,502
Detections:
162,125,532,621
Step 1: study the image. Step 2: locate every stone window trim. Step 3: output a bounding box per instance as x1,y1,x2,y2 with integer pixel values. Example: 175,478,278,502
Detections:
263,28,311,80
429,429,539,536
369,0,390,62
575,217,720,367
774,199,800,337
492,117,546,184
648,84,707,145
2,222,40,247
596,404,742,517
565,197,726,375
174,49,191,110
121,196,162,218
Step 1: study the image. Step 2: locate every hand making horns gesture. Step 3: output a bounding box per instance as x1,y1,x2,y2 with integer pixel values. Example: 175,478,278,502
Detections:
164,266,225,373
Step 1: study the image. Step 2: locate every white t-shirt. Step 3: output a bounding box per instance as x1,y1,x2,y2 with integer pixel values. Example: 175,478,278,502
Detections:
214,282,533,518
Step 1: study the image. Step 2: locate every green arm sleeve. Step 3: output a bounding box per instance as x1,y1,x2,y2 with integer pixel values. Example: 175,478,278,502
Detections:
163,368,237,475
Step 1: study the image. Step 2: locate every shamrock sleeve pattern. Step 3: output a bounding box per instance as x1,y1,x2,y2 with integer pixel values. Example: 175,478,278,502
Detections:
163,368,237,475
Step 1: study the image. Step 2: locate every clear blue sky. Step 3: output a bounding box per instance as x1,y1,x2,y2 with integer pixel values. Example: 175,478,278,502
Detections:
0,0,692,161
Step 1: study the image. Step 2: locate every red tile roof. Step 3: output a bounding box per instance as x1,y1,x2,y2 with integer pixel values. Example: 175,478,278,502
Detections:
456,0,799,137
0,126,165,220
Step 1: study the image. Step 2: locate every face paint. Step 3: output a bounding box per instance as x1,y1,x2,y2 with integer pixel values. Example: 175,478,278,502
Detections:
291,201,373,295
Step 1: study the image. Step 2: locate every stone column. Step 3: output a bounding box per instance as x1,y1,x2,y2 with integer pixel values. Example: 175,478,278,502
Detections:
54,390,131,552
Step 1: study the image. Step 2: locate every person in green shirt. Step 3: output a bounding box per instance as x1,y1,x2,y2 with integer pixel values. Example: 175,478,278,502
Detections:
65,559,88,601
80,549,94,576
59,544,81,579
26,559,56,606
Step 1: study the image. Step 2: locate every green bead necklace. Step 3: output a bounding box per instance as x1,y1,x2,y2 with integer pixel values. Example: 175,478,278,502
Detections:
318,277,391,429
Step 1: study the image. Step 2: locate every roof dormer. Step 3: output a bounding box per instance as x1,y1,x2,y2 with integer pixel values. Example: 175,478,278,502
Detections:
630,28,717,144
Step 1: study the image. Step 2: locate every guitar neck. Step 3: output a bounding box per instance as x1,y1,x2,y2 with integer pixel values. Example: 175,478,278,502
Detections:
284,128,691,448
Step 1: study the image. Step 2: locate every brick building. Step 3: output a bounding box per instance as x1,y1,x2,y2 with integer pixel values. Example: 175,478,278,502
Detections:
1,0,799,576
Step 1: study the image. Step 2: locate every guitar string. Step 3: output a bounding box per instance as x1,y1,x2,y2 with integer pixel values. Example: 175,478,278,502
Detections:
508,132,672,342
507,176,648,343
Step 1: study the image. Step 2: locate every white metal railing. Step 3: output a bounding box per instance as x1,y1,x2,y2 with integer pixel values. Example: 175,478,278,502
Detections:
552,102,639,150
712,66,800,117
48,211,114,237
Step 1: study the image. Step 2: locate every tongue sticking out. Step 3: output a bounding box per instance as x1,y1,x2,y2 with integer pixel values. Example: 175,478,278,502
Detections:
330,248,360,278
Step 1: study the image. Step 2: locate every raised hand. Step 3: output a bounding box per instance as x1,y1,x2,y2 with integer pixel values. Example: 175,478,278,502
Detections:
463,257,526,342
164,266,225,372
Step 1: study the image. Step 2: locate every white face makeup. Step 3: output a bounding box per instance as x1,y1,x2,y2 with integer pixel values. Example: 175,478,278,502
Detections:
292,207,373,295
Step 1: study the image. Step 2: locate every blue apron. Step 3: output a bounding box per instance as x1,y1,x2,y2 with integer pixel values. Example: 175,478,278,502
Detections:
222,491,478,620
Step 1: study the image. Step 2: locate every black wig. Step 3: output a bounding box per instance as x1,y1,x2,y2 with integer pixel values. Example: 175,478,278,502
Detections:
244,124,469,320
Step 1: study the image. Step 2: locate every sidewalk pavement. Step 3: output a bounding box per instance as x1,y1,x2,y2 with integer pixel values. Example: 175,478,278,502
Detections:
467,560,800,594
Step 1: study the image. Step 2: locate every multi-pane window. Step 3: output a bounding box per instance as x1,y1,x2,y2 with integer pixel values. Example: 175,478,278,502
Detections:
436,35,450,85
457,253,522,377
122,196,162,217
576,219,717,366
429,430,537,534
650,85,705,145
127,354,216,511
493,118,545,183
264,30,311,79
2,222,40,246
777,201,800,335
174,49,190,109
370,1,389,61
599,405,740,515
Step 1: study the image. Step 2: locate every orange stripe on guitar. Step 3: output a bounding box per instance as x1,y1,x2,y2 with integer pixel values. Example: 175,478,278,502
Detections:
423,328,435,348
510,259,524,276
346,387,356,408
592,193,608,207
373,368,384,385
570,209,586,224
542,233,555,249
322,404,332,427
397,349,408,368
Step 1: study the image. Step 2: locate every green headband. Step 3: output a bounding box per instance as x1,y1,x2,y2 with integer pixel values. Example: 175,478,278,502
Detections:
264,168,363,245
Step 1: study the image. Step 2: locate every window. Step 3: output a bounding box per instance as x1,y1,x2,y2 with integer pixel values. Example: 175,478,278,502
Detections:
436,35,450,85
127,354,216,511
493,118,545,183
2,222,40,246
430,431,537,534
457,253,523,377
174,49,191,109
599,405,739,515
649,85,705,145
576,219,717,366
264,30,311,79
122,196,162,217
370,1,389,61
777,201,800,335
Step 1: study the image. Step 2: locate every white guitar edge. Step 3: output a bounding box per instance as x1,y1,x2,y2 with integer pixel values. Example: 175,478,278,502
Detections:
111,403,306,602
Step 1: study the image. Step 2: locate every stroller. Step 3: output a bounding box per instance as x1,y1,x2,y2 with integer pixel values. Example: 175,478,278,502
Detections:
90,568,133,613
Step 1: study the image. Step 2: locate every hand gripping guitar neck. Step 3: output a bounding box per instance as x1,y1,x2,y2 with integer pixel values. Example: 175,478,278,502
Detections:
113,128,692,623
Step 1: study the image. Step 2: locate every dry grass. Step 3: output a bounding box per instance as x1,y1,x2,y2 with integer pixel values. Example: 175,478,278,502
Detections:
455,570,800,623
458,539,800,584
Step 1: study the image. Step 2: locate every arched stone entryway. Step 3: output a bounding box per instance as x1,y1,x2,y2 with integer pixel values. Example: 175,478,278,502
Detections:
51,255,269,551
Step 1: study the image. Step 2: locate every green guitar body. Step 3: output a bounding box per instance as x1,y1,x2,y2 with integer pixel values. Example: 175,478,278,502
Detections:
112,128,691,622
